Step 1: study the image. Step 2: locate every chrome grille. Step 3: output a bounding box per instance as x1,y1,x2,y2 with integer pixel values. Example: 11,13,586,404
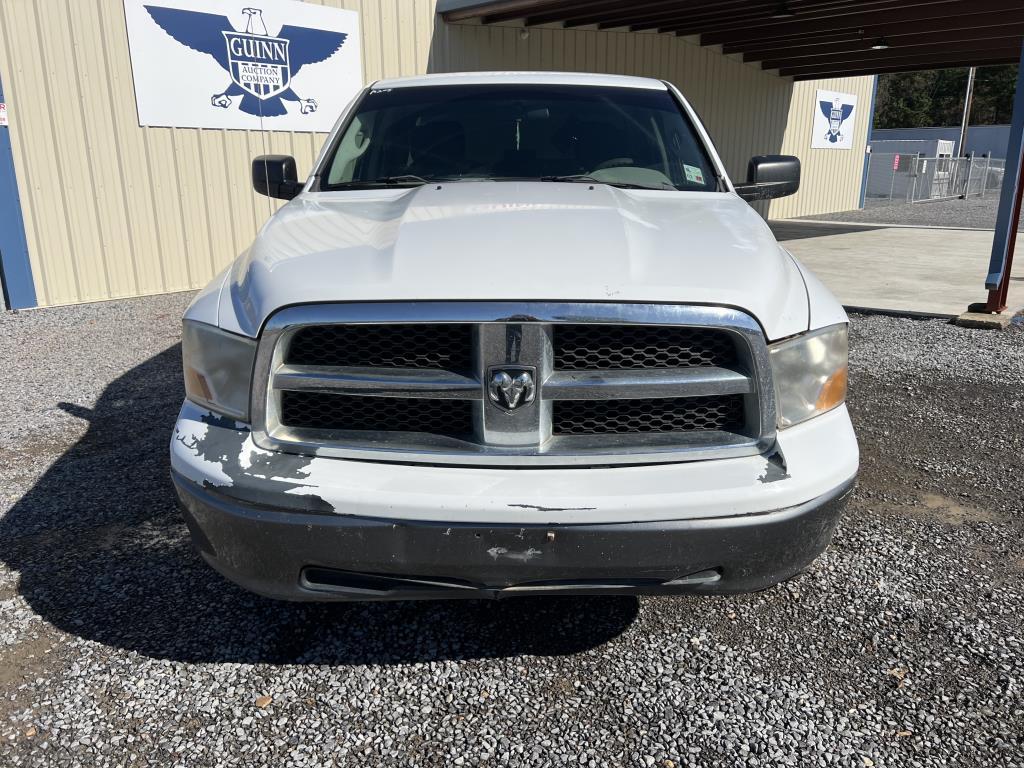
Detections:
281,392,474,437
553,325,737,369
287,324,473,370
251,303,776,467
553,395,745,436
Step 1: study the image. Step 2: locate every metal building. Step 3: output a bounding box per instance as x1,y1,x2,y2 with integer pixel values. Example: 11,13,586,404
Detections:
7,0,1021,318
872,126,1013,160
0,0,879,309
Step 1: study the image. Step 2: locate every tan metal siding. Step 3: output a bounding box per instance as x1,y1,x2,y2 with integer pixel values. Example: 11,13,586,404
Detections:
0,0,870,306
769,76,876,220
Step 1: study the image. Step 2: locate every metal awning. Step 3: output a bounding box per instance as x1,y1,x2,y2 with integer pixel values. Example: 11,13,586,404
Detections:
437,0,1024,80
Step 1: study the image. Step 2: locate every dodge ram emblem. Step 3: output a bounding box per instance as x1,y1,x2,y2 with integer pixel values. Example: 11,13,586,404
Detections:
488,367,536,411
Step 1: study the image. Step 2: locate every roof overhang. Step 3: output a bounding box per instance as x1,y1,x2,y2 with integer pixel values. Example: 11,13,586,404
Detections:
437,0,1024,80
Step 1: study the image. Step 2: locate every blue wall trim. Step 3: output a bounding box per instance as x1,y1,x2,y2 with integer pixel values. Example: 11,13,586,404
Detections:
858,75,879,210
0,71,37,310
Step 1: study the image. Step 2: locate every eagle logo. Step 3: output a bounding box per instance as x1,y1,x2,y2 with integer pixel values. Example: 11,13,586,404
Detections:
144,5,347,118
818,97,855,144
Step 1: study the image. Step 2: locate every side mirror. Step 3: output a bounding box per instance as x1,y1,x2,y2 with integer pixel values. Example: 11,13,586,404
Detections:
734,155,800,202
252,155,302,200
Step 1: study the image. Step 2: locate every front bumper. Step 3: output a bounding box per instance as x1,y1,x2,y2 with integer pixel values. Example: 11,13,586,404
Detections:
174,472,853,600
170,400,858,601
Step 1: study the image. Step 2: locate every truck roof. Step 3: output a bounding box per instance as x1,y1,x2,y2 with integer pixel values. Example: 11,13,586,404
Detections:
370,71,668,91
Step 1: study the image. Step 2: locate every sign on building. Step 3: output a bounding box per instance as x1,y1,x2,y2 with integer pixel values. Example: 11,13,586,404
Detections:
123,0,362,132
811,88,858,150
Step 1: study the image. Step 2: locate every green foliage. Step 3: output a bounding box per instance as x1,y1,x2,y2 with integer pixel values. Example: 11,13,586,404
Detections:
873,65,1017,128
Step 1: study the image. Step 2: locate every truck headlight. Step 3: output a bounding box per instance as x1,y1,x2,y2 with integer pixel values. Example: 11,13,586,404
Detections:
769,323,848,428
182,320,257,422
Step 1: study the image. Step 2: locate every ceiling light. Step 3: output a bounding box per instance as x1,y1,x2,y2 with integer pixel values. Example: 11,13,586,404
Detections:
870,36,890,50
770,1,795,19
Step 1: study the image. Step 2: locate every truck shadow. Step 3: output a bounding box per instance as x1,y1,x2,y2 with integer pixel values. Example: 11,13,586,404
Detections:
0,345,639,664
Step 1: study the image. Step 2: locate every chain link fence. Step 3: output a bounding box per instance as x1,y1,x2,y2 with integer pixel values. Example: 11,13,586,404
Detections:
864,153,1005,205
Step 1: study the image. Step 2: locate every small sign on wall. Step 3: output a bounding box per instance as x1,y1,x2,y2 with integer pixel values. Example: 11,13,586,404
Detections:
123,0,362,132
0,103,8,128
811,89,858,150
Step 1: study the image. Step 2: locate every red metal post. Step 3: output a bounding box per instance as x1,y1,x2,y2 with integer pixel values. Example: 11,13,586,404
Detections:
986,163,1024,312
985,44,1024,313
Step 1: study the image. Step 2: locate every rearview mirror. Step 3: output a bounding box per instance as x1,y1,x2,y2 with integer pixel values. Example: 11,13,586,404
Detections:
734,155,800,202
252,155,302,200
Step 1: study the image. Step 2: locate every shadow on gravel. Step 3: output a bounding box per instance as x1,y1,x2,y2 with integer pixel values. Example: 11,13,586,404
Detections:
0,346,639,664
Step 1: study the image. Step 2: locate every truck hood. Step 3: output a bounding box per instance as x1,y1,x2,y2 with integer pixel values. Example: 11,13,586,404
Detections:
222,182,809,340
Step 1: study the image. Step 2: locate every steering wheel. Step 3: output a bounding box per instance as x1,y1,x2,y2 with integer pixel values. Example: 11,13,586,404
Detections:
594,157,635,171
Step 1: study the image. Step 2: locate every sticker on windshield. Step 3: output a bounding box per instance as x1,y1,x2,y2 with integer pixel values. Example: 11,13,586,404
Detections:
683,164,705,185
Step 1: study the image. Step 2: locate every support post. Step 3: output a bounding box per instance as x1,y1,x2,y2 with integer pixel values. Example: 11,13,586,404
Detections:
858,75,878,210
985,46,1024,312
957,66,976,157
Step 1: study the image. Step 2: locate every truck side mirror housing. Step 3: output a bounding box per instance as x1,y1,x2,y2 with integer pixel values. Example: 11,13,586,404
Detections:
252,155,302,200
734,155,800,202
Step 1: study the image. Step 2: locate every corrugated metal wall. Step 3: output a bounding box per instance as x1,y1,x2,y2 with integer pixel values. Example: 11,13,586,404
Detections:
0,0,871,307
768,76,876,220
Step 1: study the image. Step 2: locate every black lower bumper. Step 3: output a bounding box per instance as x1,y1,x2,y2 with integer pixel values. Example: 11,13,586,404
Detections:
173,472,854,601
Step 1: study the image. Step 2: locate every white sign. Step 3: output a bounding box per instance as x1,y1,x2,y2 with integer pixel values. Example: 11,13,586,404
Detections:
811,88,858,150
0,103,7,127
124,0,362,132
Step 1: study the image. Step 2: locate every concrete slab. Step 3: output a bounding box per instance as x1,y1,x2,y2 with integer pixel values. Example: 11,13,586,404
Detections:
770,221,1024,317
955,311,1018,330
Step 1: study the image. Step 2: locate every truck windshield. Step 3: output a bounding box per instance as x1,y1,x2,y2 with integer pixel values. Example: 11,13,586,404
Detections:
320,83,720,192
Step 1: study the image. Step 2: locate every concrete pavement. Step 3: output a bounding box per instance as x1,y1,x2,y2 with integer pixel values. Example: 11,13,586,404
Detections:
770,220,1024,317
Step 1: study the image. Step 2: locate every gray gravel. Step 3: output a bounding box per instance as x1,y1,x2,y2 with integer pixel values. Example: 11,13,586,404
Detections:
2,296,1023,767
801,196,1014,230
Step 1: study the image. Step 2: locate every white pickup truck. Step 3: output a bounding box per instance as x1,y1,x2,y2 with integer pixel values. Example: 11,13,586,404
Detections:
171,72,858,601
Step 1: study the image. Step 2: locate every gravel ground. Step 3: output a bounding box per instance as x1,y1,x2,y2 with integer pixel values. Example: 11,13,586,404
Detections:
801,196,1013,230
1,295,1023,767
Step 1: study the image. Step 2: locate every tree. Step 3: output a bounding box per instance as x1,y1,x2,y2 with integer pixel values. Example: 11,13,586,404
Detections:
873,65,1017,128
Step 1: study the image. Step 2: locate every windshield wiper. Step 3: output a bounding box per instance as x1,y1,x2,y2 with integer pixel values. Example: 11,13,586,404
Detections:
331,175,433,189
539,174,674,191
